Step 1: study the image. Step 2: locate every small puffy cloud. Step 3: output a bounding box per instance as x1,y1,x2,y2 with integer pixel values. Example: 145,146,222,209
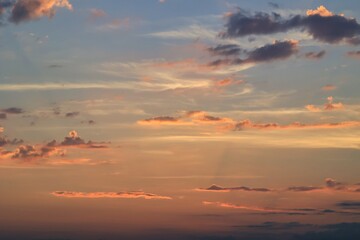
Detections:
324,96,344,111
47,130,108,148
52,191,172,200
306,5,334,17
1,144,64,161
305,96,343,112
8,0,73,24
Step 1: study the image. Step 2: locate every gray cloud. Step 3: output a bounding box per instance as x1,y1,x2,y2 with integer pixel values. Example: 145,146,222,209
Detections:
197,184,272,192
65,111,80,118
1,107,24,114
304,50,326,59
221,8,360,44
208,44,244,57
209,40,298,66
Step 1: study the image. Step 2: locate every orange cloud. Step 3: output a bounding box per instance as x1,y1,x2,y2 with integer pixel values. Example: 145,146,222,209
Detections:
305,96,344,112
233,120,360,131
138,111,234,127
202,201,296,213
52,191,172,200
9,0,73,24
306,5,334,17
324,96,344,110
215,78,244,87
305,105,321,112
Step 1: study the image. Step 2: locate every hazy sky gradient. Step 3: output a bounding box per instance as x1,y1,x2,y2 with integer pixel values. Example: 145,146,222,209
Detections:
0,1,359,239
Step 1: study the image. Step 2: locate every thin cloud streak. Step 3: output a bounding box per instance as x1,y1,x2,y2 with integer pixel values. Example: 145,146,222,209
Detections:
52,191,172,200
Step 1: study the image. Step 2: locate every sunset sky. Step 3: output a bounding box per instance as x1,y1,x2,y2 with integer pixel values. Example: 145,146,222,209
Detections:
0,1,359,239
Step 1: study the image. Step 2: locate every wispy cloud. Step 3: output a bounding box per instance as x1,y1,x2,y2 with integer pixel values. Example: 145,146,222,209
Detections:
52,191,172,200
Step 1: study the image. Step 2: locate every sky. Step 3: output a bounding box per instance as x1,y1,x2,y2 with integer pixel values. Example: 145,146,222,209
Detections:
0,0,359,239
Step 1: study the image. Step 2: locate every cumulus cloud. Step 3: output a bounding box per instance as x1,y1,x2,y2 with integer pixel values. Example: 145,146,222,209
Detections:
48,130,108,148
305,96,343,112
324,96,344,110
221,6,360,44
0,136,23,147
196,184,271,192
306,5,334,17
51,191,172,200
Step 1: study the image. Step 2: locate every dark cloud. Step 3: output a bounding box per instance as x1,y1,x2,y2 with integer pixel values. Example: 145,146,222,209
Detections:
208,44,244,57
197,184,271,192
246,221,313,230
10,144,60,159
336,201,360,209
0,137,23,147
47,130,108,148
8,0,73,24
287,186,322,192
1,107,24,114
221,8,360,44
0,113,6,119
65,111,80,117
286,178,360,193
294,223,360,240
209,40,298,66
304,50,325,59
